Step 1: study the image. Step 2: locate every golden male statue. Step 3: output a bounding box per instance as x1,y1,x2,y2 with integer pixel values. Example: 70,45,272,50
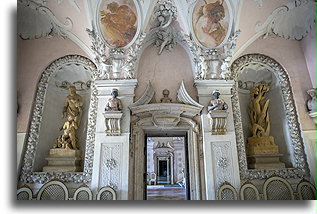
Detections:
55,86,83,150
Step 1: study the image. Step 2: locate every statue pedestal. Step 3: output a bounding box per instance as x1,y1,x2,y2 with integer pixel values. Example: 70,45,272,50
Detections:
247,136,279,155
104,111,123,136
42,148,82,172
247,154,286,169
246,136,285,169
207,110,228,135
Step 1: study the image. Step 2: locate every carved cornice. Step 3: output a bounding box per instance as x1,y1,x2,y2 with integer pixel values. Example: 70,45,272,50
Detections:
130,103,202,118
255,0,316,40
129,81,155,108
19,55,98,184
231,53,310,180
177,81,204,109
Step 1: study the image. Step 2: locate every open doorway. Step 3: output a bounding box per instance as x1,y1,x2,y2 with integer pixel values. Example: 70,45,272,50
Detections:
146,136,189,200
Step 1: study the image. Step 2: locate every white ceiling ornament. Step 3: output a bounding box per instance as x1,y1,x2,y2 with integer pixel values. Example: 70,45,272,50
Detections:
255,0,316,40
18,0,73,40
56,0,81,12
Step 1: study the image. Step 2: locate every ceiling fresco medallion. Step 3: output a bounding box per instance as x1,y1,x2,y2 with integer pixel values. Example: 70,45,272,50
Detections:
98,0,138,48
192,0,232,49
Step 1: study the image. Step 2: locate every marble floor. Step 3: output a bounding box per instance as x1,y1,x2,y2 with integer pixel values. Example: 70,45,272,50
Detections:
146,185,187,200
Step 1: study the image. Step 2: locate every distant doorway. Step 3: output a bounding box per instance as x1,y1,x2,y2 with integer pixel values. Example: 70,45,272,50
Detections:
146,137,189,200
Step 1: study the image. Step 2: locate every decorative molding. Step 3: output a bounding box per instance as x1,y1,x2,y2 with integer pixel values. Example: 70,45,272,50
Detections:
56,0,81,12
87,27,146,80
177,81,204,109
129,81,155,108
255,0,316,40
181,31,241,80
152,0,177,55
19,55,98,184
100,144,122,191
130,103,202,118
18,0,73,40
231,54,310,180
207,110,229,135
237,80,268,90
55,80,91,91
103,112,123,136
221,30,241,79
211,142,234,190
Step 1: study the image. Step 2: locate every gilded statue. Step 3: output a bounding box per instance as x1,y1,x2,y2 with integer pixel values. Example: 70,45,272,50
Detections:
249,84,270,137
160,89,172,103
105,88,122,111
208,90,228,111
247,83,280,155
54,86,83,150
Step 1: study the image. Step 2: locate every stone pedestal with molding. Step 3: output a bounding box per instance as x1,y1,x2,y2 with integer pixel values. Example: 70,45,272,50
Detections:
208,110,229,135
90,79,137,200
195,80,241,200
104,111,123,136
42,148,82,172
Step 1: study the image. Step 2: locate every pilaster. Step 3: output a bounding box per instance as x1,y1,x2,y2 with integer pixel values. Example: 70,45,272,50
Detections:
90,79,137,200
194,80,240,200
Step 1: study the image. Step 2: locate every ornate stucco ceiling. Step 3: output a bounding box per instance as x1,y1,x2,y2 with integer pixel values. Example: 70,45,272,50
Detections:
17,0,316,60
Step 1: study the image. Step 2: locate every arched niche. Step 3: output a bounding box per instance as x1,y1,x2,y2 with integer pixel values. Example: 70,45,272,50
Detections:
135,44,198,103
19,55,98,184
231,54,310,180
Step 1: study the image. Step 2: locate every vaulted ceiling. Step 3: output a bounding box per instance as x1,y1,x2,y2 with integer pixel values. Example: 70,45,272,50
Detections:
18,0,316,61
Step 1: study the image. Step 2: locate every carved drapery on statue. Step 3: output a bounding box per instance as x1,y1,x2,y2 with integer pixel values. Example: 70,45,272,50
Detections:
246,84,285,169
43,86,83,172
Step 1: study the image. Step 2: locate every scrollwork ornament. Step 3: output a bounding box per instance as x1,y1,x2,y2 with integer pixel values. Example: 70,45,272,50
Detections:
105,159,117,170
19,55,98,184
231,54,310,180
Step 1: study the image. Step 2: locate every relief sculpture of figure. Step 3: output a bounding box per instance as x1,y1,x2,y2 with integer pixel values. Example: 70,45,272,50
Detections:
249,84,271,137
105,88,122,111
100,2,137,48
208,90,228,111
54,86,83,150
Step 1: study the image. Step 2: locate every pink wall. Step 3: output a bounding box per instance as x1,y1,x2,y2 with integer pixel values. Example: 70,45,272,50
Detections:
136,44,197,103
240,36,315,130
17,37,88,132
300,26,316,88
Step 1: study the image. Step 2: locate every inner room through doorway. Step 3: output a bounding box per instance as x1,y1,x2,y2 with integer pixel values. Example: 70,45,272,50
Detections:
146,137,189,200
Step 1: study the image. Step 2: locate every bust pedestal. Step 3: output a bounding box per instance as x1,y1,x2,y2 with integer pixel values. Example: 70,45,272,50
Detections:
42,148,82,172
103,111,123,136
207,110,229,135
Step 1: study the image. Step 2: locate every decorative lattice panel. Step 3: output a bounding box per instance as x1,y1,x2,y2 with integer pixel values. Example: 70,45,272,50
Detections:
76,190,90,200
300,185,316,200
220,188,234,200
266,180,292,200
17,191,30,200
39,184,66,200
100,191,113,200
243,187,258,200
